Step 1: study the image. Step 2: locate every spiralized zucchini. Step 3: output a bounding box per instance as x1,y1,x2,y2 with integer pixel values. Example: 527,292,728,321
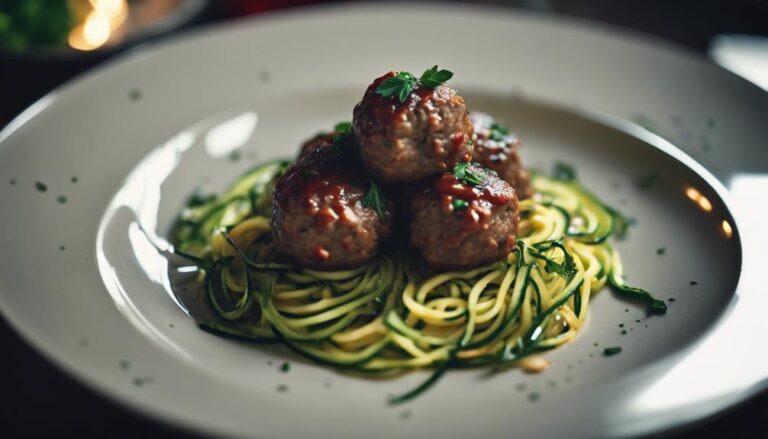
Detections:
172,161,665,402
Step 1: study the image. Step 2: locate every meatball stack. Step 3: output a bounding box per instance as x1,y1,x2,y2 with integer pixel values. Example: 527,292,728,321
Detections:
273,69,527,270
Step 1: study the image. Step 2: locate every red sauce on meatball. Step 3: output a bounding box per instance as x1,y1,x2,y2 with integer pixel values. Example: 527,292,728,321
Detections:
355,71,469,164
276,145,366,232
431,170,513,231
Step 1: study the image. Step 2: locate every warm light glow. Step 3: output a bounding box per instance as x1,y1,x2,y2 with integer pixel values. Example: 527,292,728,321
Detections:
685,186,700,201
91,0,128,27
684,186,713,212
68,0,128,51
84,12,111,47
698,196,713,212
721,220,733,238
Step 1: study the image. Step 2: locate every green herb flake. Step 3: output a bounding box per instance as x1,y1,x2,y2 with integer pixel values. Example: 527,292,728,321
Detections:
280,362,291,373
375,71,417,103
452,162,484,186
362,178,387,221
334,121,352,134
530,239,577,279
552,163,576,181
419,65,453,88
34,181,47,192
489,122,509,142
452,199,469,210
603,347,623,356
656,246,666,255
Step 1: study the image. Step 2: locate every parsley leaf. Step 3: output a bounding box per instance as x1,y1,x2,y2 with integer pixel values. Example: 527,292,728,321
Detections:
553,162,576,181
452,199,469,210
375,71,417,103
375,66,453,102
334,121,352,134
452,162,484,186
362,177,387,221
530,239,577,279
489,122,509,142
419,65,453,88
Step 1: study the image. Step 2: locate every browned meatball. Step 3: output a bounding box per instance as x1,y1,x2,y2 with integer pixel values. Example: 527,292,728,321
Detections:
298,122,353,158
409,163,519,270
353,71,474,184
470,112,532,199
272,144,392,269
299,131,336,158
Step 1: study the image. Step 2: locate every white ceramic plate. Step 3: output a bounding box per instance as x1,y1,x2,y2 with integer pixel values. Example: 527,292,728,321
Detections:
0,3,766,438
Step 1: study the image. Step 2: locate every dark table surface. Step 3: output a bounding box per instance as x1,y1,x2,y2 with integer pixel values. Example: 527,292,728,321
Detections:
2,1,768,437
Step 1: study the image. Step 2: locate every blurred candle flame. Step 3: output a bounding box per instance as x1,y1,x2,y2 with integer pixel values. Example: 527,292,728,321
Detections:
721,220,734,238
68,0,128,51
684,186,713,212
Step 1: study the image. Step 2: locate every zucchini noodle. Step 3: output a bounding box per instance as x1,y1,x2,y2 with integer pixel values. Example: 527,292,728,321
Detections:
172,161,665,400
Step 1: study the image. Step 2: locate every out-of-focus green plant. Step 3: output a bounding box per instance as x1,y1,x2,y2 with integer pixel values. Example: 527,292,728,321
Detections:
0,0,74,52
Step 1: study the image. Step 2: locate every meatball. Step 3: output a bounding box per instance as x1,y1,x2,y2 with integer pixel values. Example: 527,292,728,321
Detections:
272,143,392,269
298,131,336,158
409,163,519,270
298,122,353,158
353,71,474,184
470,112,532,199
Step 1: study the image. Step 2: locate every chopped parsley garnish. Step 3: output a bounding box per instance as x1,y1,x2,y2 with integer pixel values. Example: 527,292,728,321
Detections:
452,199,469,210
656,246,666,255
489,122,509,142
452,162,484,186
553,162,576,181
603,347,622,356
530,239,577,279
419,65,454,88
375,71,417,103
362,177,387,221
375,66,454,103
334,121,352,134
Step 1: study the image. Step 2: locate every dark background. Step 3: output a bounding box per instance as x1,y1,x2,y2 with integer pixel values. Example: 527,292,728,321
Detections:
2,0,767,437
